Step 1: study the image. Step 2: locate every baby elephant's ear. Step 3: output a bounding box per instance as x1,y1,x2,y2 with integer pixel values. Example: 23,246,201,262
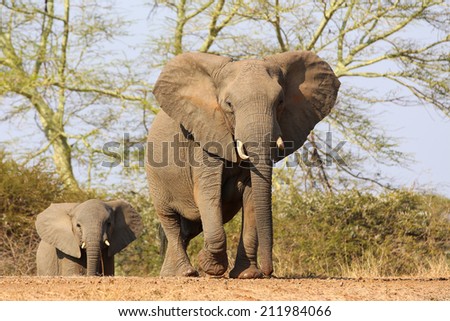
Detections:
106,200,143,256
35,203,81,258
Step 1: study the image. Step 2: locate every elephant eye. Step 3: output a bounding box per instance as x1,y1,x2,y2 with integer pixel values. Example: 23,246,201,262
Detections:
225,100,233,110
277,99,285,119
277,98,285,111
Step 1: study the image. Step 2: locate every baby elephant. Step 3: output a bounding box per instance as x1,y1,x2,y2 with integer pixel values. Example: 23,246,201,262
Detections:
35,199,143,276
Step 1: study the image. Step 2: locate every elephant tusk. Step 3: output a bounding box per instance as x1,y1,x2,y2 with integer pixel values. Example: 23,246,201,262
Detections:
236,140,250,160
104,240,110,247
81,242,86,249
276,136,285,151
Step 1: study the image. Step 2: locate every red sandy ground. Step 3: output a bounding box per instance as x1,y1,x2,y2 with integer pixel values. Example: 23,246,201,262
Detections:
1,277,449,301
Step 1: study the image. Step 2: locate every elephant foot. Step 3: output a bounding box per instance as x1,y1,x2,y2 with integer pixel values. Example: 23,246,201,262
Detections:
160,259,199,277
178,266,199,277
161,265,199,277
229,264,263,279
198,248,228,276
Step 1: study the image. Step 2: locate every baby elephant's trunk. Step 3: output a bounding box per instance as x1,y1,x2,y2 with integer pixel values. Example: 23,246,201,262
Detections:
85,226,103,276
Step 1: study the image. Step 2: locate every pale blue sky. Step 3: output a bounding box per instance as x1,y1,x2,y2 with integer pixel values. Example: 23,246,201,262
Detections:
376,103,450,196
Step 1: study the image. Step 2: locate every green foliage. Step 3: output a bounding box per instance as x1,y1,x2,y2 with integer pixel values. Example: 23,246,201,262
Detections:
0,151,96,275
272,188,450,277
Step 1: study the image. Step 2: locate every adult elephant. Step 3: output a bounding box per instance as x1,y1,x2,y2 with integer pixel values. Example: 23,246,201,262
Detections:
147,50,340,278
36,199,143,276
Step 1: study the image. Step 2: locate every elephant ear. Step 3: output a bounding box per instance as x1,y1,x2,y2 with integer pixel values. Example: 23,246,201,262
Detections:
153,52,237,162
35,203,81,258
264,51,340,159
106,200,143,256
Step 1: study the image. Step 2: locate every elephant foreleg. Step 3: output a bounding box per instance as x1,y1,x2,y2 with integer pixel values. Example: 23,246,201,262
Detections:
229,186,264,279
58,249,85,275
194,157,228,276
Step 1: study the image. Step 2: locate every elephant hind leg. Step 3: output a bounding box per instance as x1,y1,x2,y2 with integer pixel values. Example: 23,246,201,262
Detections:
157,207,198,277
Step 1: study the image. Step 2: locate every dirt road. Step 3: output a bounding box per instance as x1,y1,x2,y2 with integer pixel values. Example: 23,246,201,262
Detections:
1,277,449,301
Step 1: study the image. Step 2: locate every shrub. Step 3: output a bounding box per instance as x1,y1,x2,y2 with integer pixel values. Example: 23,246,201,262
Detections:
272,188,450,277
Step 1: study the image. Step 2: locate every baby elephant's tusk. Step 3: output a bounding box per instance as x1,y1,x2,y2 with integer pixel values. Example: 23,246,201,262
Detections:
81,242,86,249
236,140,250,160
276,136,285,151
104,240,110,247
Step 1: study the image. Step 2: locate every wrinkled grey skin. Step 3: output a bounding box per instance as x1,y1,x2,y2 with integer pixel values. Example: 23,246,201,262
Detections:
35,199,143,276
147,51,340,278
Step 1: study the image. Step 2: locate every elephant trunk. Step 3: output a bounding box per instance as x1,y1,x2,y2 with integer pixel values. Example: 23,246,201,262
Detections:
86,242,101,276
250,161,273,276
236,102,275,276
